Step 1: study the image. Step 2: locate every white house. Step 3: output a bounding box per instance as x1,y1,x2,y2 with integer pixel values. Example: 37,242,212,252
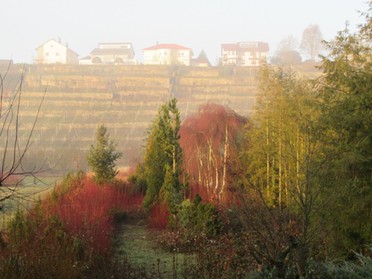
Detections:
35,39,78,64
221,42,269,66
143,43,192,66
82,43,136,65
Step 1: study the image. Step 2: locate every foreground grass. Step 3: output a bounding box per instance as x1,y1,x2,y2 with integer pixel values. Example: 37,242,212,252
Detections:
115,221,195,277
0,176,59,229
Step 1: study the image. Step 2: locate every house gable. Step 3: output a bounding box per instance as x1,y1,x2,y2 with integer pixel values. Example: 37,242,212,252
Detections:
35,39,78,64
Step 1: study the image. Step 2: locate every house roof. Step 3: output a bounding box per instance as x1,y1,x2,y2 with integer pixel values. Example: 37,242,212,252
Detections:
90,48,134,56
222,42,269,52
143,43,191,51
192,50,211,65
35,39,79,55
35,39,64,50
240,42,269,52
98,42,133,47
221,44,237,52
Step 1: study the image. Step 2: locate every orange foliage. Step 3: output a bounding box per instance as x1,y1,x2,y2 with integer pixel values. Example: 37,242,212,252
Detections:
180,103,247,204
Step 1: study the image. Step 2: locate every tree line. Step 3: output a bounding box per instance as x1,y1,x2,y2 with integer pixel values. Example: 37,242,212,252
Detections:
129,5,371,277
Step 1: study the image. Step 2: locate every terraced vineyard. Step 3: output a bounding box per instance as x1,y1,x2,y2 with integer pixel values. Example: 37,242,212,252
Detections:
3,63,318,174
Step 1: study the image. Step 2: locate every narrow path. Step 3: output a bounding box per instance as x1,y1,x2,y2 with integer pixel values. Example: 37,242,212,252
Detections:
114,219,192,276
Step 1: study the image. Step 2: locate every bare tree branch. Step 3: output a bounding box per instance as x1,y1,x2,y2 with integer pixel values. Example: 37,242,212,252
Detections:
0,64,49,212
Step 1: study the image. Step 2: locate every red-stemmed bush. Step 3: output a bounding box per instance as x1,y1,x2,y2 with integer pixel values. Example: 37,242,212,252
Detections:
44,175,144,255
1,173,146,278
147,203,169,230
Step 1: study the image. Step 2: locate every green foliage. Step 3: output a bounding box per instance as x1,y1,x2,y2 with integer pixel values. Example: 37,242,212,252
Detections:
87,124,122,184
243,66,320,209
142,98,183,211
128,163,147,194
160,164,183,215
178,195,223,238
322,251,372,278
315,6,372,256
241,10,372,264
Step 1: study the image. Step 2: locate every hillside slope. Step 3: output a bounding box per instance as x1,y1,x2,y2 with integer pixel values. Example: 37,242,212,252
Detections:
2,64,318,172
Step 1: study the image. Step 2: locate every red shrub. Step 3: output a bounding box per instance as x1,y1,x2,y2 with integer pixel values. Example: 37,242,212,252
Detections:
147,203,169,230
43,177,144,255
113,184,144,213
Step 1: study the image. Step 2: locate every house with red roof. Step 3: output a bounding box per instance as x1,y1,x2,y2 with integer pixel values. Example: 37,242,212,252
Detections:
143,43,192,66
221,42,269,66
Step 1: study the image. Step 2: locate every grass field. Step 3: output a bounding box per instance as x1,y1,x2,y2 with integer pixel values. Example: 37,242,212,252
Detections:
115,222,194,276
0,176,60,229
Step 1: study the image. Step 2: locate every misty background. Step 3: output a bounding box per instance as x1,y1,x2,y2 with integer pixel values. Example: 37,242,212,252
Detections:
0,0,366,64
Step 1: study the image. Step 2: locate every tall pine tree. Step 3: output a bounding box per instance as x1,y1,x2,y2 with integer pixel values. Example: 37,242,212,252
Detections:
142,98,183,212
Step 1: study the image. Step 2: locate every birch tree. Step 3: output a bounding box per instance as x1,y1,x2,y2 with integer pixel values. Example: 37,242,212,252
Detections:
179,103,246,202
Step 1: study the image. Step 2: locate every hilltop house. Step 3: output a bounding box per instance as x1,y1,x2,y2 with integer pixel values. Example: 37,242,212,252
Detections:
143,43,192,66
80,43,136,65
35,39,78,64
221,42,269,66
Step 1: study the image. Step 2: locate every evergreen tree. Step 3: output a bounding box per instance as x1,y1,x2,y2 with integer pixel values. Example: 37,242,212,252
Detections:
143,98,183,211
87,124,122,183
316,4,372,256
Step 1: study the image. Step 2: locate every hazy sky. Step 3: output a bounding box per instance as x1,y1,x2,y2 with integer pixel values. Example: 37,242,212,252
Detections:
0,0,367,64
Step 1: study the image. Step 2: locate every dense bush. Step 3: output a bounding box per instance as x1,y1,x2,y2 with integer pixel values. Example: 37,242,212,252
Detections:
178,195,223,238
312,248,372,279
0,173,144,278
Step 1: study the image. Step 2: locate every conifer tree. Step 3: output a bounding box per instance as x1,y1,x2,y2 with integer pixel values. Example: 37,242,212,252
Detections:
316,4,372,256
143,98,183,211
87,124,122,183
